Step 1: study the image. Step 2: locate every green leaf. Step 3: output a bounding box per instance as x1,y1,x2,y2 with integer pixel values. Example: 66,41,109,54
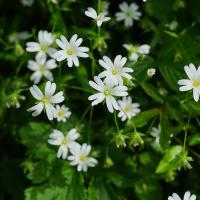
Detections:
127,108,160,128
159,111,172,150
156,145,184,174
141,83,164,104
164,31,179,38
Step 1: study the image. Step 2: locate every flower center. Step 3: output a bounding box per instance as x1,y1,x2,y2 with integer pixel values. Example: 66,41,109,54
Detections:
130,46,137,53
192,80,199,87
125,11,132,17
61,137,68,145
39,65,47,73
104,89,111,96
112,69,118,75
66,48,74,55
41,96,48,103
58,110,65,117
124,105,131,113
40,45,47,52
79,155,87,162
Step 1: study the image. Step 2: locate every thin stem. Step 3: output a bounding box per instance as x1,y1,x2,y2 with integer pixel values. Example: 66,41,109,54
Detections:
88,106,93,142
114,111,120,134
76,105,91,128
183,113,191,149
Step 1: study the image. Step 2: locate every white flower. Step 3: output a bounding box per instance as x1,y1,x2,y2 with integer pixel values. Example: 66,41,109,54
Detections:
21,0,34,7
54,34,89,67
27,54,57,84
27,81,64,120
168,191,196,200
8,31,29,43
117,96,140,121
56,105,71,122
123,44,150,61
115,2,141,27
177,63,200,102
98,55,133,85
150,124,161,143
88,76,128,113
26,30,56,58
147,68,156,77
68,143,97,172
85,7,110,27
48,129,79,159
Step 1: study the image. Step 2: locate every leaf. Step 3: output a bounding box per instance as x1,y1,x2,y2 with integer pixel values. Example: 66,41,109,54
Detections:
164,31,179,38
156,145,184,174
127,108,160,128
141,83,164,104
159,111,172,150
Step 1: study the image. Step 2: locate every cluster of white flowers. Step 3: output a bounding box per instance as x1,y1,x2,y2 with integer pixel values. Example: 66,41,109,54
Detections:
123,43,151,61
168,191,196,200
48,129,97,172
88,55,140,120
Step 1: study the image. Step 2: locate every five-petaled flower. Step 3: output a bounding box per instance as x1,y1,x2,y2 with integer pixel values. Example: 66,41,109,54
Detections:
27,81,64,120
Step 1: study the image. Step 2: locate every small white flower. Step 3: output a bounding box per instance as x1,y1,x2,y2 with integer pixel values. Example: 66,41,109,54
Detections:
115,2,142,27
27,54,57,84
88,76,128,113
98,55,134,85
150,124,161,143
147,68,156,77
117,96,140,121
54,34,89,67
8,31,29,43
27,81,64,120
178,63,200,102
26,30,56,58
48,129,79,159
21,0,34,7
56,105,71,122
85,7,110,27
123,44,150,61
168,191,196,200
68,143,98,172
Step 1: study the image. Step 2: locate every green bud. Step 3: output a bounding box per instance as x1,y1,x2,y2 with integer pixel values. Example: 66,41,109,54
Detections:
129,132,144,147
104,156,114,168
15,44,24,56
113,132,129,148
180,151,193,170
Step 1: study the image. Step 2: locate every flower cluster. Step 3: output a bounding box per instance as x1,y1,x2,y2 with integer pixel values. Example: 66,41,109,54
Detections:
88,55,141,121
48,129,97,172
168,191,196,200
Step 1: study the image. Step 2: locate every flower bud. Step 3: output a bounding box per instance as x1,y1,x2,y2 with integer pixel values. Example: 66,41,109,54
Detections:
129,131,144,147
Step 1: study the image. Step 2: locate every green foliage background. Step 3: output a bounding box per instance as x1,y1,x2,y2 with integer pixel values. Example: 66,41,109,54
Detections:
0,0,200,199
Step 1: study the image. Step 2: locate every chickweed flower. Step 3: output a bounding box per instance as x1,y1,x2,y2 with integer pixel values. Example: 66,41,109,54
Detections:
150,124,161,143
88,76,128,113
26,30,56,58
147,68,156,77
115,2,141,27
123,43,150,61
98,55,133,85
168,191,196,200
48,129,79,159
68,143,98,172
85,7,111,27
55,105,71,122
178,63,200,102
54,34,89,67
27,54,57,84
27,81,64,120
117,96,140,121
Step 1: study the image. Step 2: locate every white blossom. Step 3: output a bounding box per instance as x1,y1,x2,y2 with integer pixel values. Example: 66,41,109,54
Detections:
27,54,57,84
68,143,97,172
48,129,79,159
56,105,71,122
123,44,150,61
27,81,64,120
88,76,128,113
117,96,140,121
178,63,200,102
26,30,56,58
85,7,110,27
115,2,141,27
147,68,156,77
150,124,161,143
168,191,196,200
98,55,133,85
54,34,89,67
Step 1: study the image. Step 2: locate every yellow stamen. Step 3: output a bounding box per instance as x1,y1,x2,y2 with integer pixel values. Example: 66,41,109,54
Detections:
112,69,118,75
104,89,111,96
193,80,199,87
79,156,86,161
124,105,131,112
40,45,47,52
66,48,74,55
61,137,68,145
58,111,65,117
41,96,48,103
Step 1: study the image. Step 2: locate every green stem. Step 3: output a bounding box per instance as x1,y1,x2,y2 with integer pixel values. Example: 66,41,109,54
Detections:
183,113,191,149
114,111,120,134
